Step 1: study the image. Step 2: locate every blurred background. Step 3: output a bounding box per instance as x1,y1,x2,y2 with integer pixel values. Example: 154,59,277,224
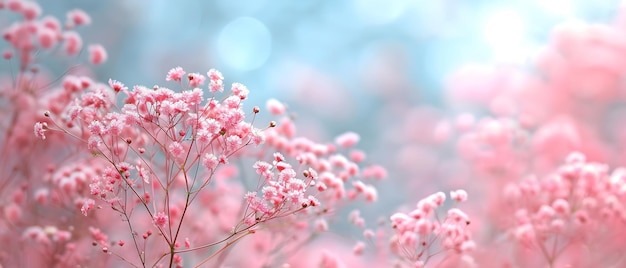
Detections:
8,0,625,220
29,0,620,130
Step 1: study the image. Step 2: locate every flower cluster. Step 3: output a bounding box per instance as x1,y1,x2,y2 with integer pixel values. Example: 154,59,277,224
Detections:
436,12,626,267
47,67,271,266
0,2,111,267
10,0,626,267
2,0,105,69
388,191,474,267
499,152,626,267
32,64,386,267
244,153,320,225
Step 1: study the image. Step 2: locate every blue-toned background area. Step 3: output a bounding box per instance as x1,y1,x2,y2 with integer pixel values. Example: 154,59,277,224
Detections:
31,0,618,108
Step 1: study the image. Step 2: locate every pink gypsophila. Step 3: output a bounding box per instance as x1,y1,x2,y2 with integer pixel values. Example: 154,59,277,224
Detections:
153,212,168,229
266,98,286,115
67,9,91,26
335,132,360,148
166,66,185,82
34,122,48,140
187,72,206,87
88,44,107,65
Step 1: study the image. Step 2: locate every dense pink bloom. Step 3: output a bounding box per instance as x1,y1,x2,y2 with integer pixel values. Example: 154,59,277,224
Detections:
387,191,474,266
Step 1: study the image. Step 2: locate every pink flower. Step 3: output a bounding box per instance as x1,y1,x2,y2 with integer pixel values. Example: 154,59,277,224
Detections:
63,31,82,56
166,66,185,82
153,212,168,228
231,83,249,99
6,0,23,12
34,122,48,140
253,161,272,175
209,79,224,93
4,203,22,223
20,1,41,20
335,132,360,148
80,199,95,216
168,142,185,159
2,50,12,60
37,27,56,49
353,241,365,255
67,9,91,26
450,189,468,202
207,68,223,82
187,72,206,87
266,98,286,115
202,153,218,170
88,44,107,65
108,79,127,93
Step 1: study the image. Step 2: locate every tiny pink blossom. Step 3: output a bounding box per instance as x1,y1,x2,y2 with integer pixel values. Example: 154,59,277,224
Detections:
153,212,168,228
187,72,205,87
7,0,22,12
207,68,224,82
209,79,224,93
4,203,21,223
361,165,388,180
88,44,107,65
202,153,219,170
67,9,91,26
363,229,375,240
34,189,48,204
20,1,41,20
353,241,365,255
253,161,272,175
447,208,469,223
63,31,82,56
335,132,360,148
34,122,48,140
350,150,366,163
80,199,95,216
273,152,285,162
552,199,570,214
37,27,56,49
166,67,185,82
231,83,249,99
430,191,446,206
266,98,286,115
251,131,265,145
108,79,127,93
450,189,468,202
87,121,106,135
53,230,71,242
2,50,12,60
41,16,61,31
168,142,185,159
364,186,377,202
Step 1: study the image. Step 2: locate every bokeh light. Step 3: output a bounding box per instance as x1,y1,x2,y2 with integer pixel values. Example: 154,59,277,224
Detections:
217,17,272,71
